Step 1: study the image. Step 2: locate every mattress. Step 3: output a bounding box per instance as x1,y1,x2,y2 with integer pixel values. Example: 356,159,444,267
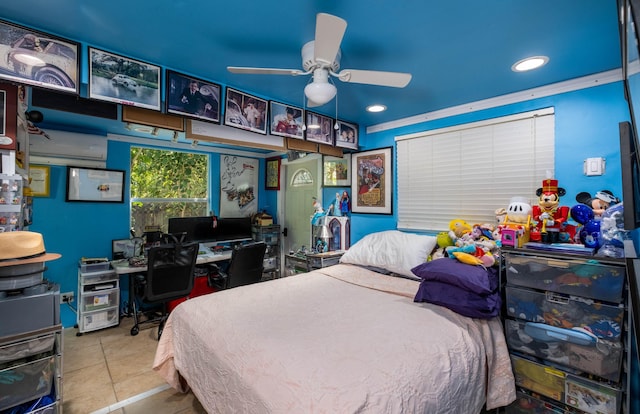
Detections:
153,264,516,413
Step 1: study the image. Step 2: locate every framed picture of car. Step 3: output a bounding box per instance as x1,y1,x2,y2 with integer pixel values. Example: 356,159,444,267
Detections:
0,19,79,95
305,111,334,145
269,101,304,140
166,70,221,123
88,47,161,111
224,87,268,135
335,120,359,150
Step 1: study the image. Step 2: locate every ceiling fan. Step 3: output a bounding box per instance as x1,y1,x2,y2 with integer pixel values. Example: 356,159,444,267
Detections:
227,13,412,107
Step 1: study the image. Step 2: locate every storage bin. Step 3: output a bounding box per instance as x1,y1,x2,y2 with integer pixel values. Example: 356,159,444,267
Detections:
505,319,623,381
81,287,118,312
78,308,119,333
0,356,55,411
505,285,624,341
511,354,622,414
80,269,117,286
504,390,566,414
504,253,625,302
0,332,55,364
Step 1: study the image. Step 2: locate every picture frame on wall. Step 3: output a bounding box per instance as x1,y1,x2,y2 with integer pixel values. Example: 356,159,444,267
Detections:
335,120,359,150
66,166,125,203
0,19,80,95
305,111,334,145
224,87,268,135
351,147,393,214
89,47,161,111
265,157,281,190
29,165,50,197
166,70,220,123
0,84,17,150
322,155,351,187
269,101,304,139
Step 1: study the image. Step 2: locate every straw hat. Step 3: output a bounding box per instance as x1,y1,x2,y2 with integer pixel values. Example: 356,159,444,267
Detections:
0,231,61,267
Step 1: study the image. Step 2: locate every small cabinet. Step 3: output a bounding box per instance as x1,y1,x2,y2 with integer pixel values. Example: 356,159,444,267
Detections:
77,263,119,335
252,225,281,279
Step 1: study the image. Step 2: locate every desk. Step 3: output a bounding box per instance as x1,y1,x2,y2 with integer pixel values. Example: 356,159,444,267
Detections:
112,245,233,317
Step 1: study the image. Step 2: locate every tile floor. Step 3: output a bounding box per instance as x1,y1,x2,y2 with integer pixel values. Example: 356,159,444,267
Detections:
62,317,206,414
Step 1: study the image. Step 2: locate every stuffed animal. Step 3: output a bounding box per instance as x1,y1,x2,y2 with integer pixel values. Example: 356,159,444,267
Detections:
531,178,570,243
575,190,620,217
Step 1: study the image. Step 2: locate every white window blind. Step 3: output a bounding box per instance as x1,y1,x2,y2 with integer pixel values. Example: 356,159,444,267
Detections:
396,108,555,231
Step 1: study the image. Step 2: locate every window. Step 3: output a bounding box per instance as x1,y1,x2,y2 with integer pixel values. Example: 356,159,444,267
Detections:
396,108,555,231
130,147,208,236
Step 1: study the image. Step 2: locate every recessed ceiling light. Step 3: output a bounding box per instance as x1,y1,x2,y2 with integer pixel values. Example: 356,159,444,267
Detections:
366,104,387,113
512,56,549,72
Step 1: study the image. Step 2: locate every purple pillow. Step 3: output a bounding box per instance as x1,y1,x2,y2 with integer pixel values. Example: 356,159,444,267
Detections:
414,280,501,319
411,259,498,295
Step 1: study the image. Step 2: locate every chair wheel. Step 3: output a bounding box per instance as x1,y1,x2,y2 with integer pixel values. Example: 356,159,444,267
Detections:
130,326,139,336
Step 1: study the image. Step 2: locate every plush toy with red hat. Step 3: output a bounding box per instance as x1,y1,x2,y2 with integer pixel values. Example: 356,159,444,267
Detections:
531,178,570,243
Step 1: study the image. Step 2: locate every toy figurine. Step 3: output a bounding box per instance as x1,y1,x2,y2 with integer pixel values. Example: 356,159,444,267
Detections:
531,178,570,243
575,190,620,217
310,197,327,225
340,191,350,216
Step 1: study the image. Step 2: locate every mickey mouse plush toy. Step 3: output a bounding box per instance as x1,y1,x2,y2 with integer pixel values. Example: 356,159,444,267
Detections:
531,178,570,243
575,190,620,217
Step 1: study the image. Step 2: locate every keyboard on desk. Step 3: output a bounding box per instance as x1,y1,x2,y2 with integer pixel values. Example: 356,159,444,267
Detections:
128,256,148,267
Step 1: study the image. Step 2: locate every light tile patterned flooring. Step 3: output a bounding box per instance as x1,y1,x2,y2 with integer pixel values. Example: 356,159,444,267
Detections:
62,317,205,414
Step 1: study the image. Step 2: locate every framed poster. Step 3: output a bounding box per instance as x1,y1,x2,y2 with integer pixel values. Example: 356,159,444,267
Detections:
323,155,351,187
224,88,268,134
335,120,359,150
166,70,220,123
0,19,79,94
265,157,281,190
351,147,393,214
305,111,334,145
89,47,161,111
269,101,304,139
66,166,125,203
0,84,17,150
220,155,258,217
29,165,50,197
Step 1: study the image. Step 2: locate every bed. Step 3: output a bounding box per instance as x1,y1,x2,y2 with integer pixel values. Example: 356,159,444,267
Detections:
153,230,516,413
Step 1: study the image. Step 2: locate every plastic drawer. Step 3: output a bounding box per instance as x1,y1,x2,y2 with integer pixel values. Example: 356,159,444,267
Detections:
81,287,118,313
504,390,566,413
79,261,111,273
0,332,56,364
80,269,117,285
511,354,622,414
505,319,623,381
78,308,119,333
504,253,625,302
0,355,55,411
505,285,624,341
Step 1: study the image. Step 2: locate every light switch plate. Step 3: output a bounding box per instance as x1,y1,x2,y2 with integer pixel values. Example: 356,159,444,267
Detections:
584,157,605,176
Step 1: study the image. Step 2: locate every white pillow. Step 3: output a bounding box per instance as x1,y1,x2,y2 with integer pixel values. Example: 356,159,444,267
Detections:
339,230,437,278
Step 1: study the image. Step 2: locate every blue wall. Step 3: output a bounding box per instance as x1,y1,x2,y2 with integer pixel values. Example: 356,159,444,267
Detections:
30,80,631,328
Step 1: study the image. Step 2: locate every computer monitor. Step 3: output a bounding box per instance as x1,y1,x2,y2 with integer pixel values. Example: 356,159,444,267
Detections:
215,217,253,244
167,216,218,243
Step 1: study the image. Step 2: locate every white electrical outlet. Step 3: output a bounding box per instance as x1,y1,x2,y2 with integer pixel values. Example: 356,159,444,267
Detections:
61,292,75,303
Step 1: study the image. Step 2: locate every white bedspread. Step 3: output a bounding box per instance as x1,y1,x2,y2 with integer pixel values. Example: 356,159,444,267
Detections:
153,264,515,413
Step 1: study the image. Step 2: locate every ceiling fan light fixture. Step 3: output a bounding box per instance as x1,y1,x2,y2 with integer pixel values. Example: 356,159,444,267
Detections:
304,81,336,106
512,56,549,72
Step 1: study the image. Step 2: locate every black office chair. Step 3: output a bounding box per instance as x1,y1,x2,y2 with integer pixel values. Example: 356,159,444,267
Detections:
130,240,198,339
208,241,267,289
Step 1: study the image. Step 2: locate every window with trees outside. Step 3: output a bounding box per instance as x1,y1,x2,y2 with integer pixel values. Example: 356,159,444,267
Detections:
130,147,209,236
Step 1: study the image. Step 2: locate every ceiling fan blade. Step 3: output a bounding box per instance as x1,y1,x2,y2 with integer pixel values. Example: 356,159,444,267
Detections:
336,69,412,88
227,66,305,76
313,13,347,65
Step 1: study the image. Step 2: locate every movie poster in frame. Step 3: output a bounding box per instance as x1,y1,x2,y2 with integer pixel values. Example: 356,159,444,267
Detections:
323,155,351,187
265,157,281,190
224,87,268,135
0,19,80,95
269,101,304,139
350,147,393,214
166,70,220,123
89,47,161,111
335,120,359,150
305,111,334,145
